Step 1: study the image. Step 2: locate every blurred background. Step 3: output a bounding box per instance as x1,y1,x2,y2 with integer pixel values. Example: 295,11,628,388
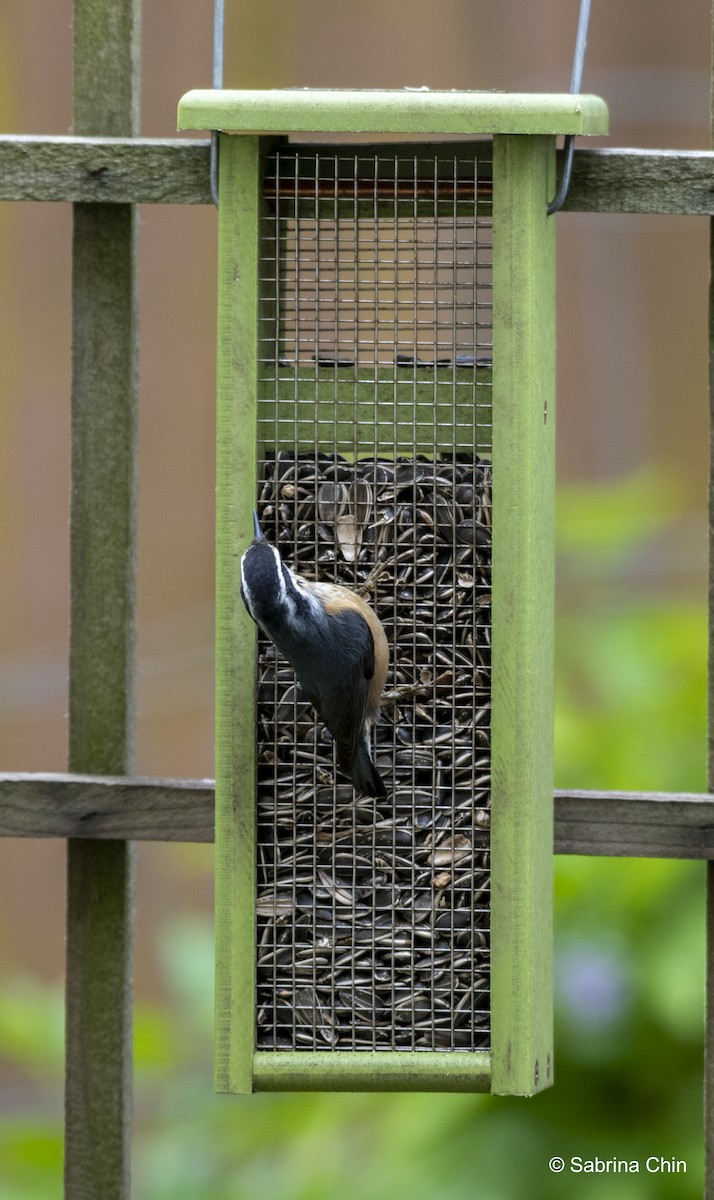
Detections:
0,0,710,1196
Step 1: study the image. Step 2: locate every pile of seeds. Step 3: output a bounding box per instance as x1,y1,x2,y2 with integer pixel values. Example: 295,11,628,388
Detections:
254,451,491,1051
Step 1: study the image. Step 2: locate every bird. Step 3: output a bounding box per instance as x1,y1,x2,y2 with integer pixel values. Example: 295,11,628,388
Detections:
240,510,388,798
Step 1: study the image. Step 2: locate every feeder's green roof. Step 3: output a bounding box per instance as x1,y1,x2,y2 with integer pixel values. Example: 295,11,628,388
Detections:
177,88,608,137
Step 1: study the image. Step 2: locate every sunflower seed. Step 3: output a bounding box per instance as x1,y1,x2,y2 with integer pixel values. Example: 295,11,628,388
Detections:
254,451,491,1052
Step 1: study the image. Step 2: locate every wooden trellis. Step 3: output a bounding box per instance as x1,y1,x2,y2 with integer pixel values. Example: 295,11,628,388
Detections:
2,0,714,1195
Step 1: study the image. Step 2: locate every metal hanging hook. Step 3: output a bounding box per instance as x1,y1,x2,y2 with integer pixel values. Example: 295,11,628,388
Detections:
547,0,592,216
210,0,226,207
209,0,590,213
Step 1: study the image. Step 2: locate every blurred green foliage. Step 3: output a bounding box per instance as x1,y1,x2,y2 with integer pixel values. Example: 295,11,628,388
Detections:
0,468,706,1198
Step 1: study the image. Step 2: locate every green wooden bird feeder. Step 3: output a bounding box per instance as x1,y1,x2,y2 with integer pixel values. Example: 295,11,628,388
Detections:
178,87,608,1096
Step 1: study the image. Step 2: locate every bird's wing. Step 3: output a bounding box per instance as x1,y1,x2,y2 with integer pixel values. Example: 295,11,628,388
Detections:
315,610,375,771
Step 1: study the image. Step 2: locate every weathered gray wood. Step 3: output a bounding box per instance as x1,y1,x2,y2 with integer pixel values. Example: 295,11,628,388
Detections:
708,856,714,1200
554,789,714,857
65,2,140,1198
65,842,135,1200
0,136,212,204
705,14,714,1190
3,775,714,858
1,139,714,215
70,204,138,772
0,773,214,841
73,0,139,138
564,147,714,215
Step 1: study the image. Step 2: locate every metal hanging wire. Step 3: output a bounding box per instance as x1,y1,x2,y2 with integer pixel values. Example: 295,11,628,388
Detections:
210,0,225,207
209,0,590,213
547,0,592,215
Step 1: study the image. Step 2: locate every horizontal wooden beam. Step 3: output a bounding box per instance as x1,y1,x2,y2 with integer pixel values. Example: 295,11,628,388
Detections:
0,772,215,841
0,138,712,214
554,788,714,857
0,135,213,204
1,773,713,857
564,147,714,215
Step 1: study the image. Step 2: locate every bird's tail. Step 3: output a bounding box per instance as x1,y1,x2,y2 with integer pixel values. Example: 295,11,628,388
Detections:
349,738,387,798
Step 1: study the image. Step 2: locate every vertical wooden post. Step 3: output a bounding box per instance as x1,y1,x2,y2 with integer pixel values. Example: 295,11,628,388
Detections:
708,866,714,1198
214,134,261,1096
65,2,140,1197
490,135,555,1096
706,5,714,1190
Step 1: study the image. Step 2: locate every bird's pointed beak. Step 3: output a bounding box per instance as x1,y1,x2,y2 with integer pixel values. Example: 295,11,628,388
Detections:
253,509,264,541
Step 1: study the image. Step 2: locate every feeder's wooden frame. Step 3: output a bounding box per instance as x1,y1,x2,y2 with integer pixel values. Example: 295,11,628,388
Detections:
2,2,714,1193
206,112,574,1097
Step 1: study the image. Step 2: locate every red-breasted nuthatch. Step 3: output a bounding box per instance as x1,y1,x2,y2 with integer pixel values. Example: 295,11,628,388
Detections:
240,511,388,798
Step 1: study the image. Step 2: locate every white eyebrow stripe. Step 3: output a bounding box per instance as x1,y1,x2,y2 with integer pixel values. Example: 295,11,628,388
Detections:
239,550,256,619
289,573,326,621
269,543,288,608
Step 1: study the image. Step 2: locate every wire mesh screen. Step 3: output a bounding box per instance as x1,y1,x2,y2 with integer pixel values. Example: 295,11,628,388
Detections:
254,146,492,1053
